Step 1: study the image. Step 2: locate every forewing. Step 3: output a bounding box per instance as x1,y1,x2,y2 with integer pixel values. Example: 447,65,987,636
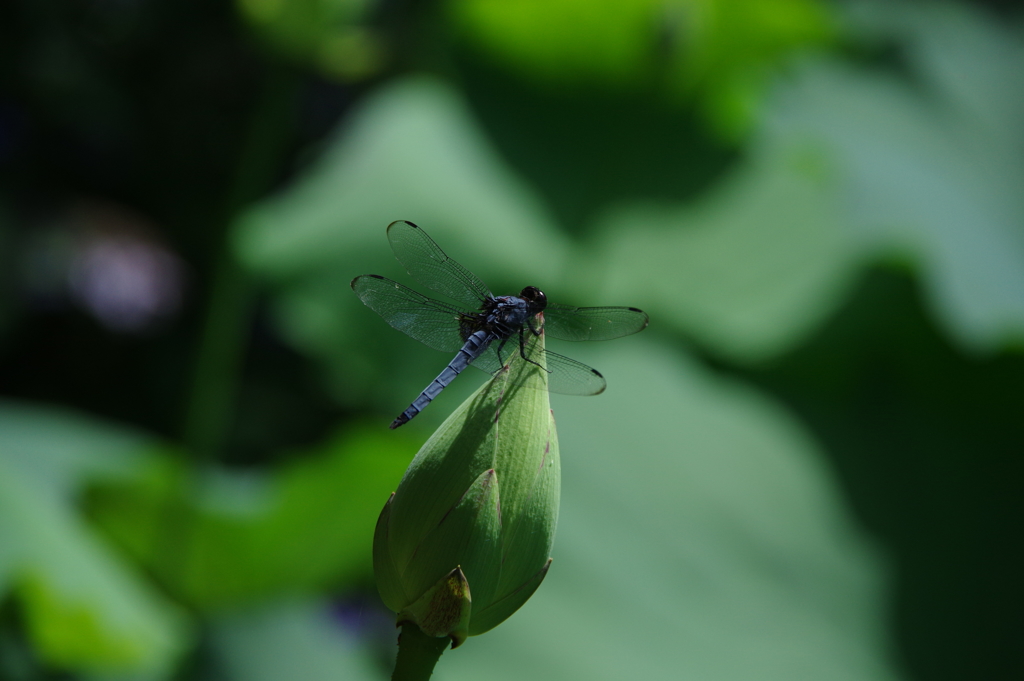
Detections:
351,275,466,353
542,305,649,341
386,220,492,307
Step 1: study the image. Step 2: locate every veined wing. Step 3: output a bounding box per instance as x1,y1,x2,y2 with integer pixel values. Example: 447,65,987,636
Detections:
351,274,466,353
386,220,492,308
541,349,606,395
542,305,649,341
469,341,607,396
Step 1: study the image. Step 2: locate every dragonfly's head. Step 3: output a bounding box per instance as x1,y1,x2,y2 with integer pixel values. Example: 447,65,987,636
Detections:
519,286,547,312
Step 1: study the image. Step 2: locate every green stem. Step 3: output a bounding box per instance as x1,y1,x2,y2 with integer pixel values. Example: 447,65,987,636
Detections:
391,623,451,681
180,62,298,461
180,251,253,461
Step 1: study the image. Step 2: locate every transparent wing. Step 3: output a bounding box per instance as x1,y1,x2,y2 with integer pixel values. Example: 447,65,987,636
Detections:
542,305,649,341
468,336,607,396
386,220,492,308
541,349,607,396
351,275,467,353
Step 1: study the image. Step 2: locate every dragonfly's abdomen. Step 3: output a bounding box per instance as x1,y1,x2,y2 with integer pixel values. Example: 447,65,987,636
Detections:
390,329,494,429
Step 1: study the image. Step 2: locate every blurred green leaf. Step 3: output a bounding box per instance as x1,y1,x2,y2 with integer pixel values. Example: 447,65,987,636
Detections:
0,401,190,677
437,339,899,680
450,0,663,87
235,76,564,280
594,135,862,361
871,1,1024,146
236,0,384,80
0,400,150,490
210,598,380,681
767,39,1024,352
674,0,837,136
586,2,1024,360
90,425,412,610
449,0,836,136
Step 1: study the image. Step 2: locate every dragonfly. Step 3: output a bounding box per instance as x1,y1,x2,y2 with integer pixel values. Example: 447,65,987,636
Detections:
351,220,649,429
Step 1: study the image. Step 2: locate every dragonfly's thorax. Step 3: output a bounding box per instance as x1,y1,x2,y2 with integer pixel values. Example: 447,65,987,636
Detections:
484,296,531,339
491,296,532,334
460,287,547,342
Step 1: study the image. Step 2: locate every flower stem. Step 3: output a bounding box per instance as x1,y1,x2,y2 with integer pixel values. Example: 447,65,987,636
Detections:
391,623,450,681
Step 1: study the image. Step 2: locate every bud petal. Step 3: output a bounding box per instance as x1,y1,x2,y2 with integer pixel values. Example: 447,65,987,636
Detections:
396,467,502,619
372,493,406,613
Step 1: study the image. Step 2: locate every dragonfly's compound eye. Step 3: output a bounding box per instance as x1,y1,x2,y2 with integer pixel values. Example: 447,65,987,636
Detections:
520,286,547,310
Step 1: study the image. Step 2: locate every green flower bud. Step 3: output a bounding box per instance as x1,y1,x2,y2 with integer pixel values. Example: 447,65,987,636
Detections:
373,332,559,647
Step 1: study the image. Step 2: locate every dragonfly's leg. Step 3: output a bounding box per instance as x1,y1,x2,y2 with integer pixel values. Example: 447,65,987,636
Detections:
526,318,542,337
493,337,508,366
518,328,549,372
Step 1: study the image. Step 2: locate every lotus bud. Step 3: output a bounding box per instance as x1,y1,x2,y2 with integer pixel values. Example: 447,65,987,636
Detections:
373,330,559,647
